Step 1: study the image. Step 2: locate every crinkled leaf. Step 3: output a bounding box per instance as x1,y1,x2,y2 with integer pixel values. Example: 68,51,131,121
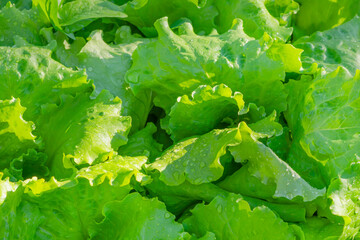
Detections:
123,0,217,37
327,163,360,239
286,68,360,183
162,84,244,142
118,123,162,163
89,193,188,240
266,127,292,160
182,193,301,240
34,0,127,34
293,0,360,39
0,155,145,239
59,0,127,27
146,175,306,222
0,98,37,169
297,217,343,240
147,127,241,186
0,46,92,122
241,40,288,114
126,17,252,112
38,90,131,179
76,30,153,132
265,0,299,27
227,123,325,202
247,111,283,138
7,149,48,181
126,17,292,114
210,0,293,40
294,16,360,74
0,3,48,46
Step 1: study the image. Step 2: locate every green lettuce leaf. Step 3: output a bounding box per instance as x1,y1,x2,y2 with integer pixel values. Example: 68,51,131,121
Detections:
118,122,163,163
122,0,217,37
147,127,241,186
162,84,245,142
33,0,127,34
210,0,294,40
327,163,360,239
59,0,127,30
126,17,296,114
0,98,38,169
0,0,32,9
76,30,153,132
286,68,360,183
266,127,292,160
145,170,231,214
0,45,92,122
182,193,302,239
39,28,86,67
293,0,360,39
145,174,307,222
294,16,360,74
89,193,189,240
0,155,146,239
224,123,325,202
37,90,131,179
126,17,252,112
0,3,48,46
7,149,48,181
247,111,283,138
265,0,299,27
297,217,343,240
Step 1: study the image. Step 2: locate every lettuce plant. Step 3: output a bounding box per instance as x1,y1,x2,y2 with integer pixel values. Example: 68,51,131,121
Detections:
0,0,359,239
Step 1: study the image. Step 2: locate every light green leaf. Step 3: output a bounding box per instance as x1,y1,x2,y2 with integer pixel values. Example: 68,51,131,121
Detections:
38,91,131,179
294,16,360,74
34,0,127,33
0,98,37,169
89,193,188,240
0,155,146,239
182,193,302,240
76,30,153,132
226,123,325,202
126,17,291,114
247,111,283,138
162,84,245,142
0,45,92,122
242,40,288,114
123,0,217,37
118,123,163,163
59,0,127,27
265,0,299,27
327,163,360,239
0,3,48,46
293,0,360,39
147,127,241,186
210,0,293,40
297,217,343,240
286,68,360,183
7,149,48,181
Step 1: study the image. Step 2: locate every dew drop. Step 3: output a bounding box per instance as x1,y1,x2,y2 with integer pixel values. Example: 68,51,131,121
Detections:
194,178,202,184
173,171,180,180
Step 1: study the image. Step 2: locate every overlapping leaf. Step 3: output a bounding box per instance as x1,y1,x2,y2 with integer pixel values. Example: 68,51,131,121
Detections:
182,193,301,239
0,155,146,239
